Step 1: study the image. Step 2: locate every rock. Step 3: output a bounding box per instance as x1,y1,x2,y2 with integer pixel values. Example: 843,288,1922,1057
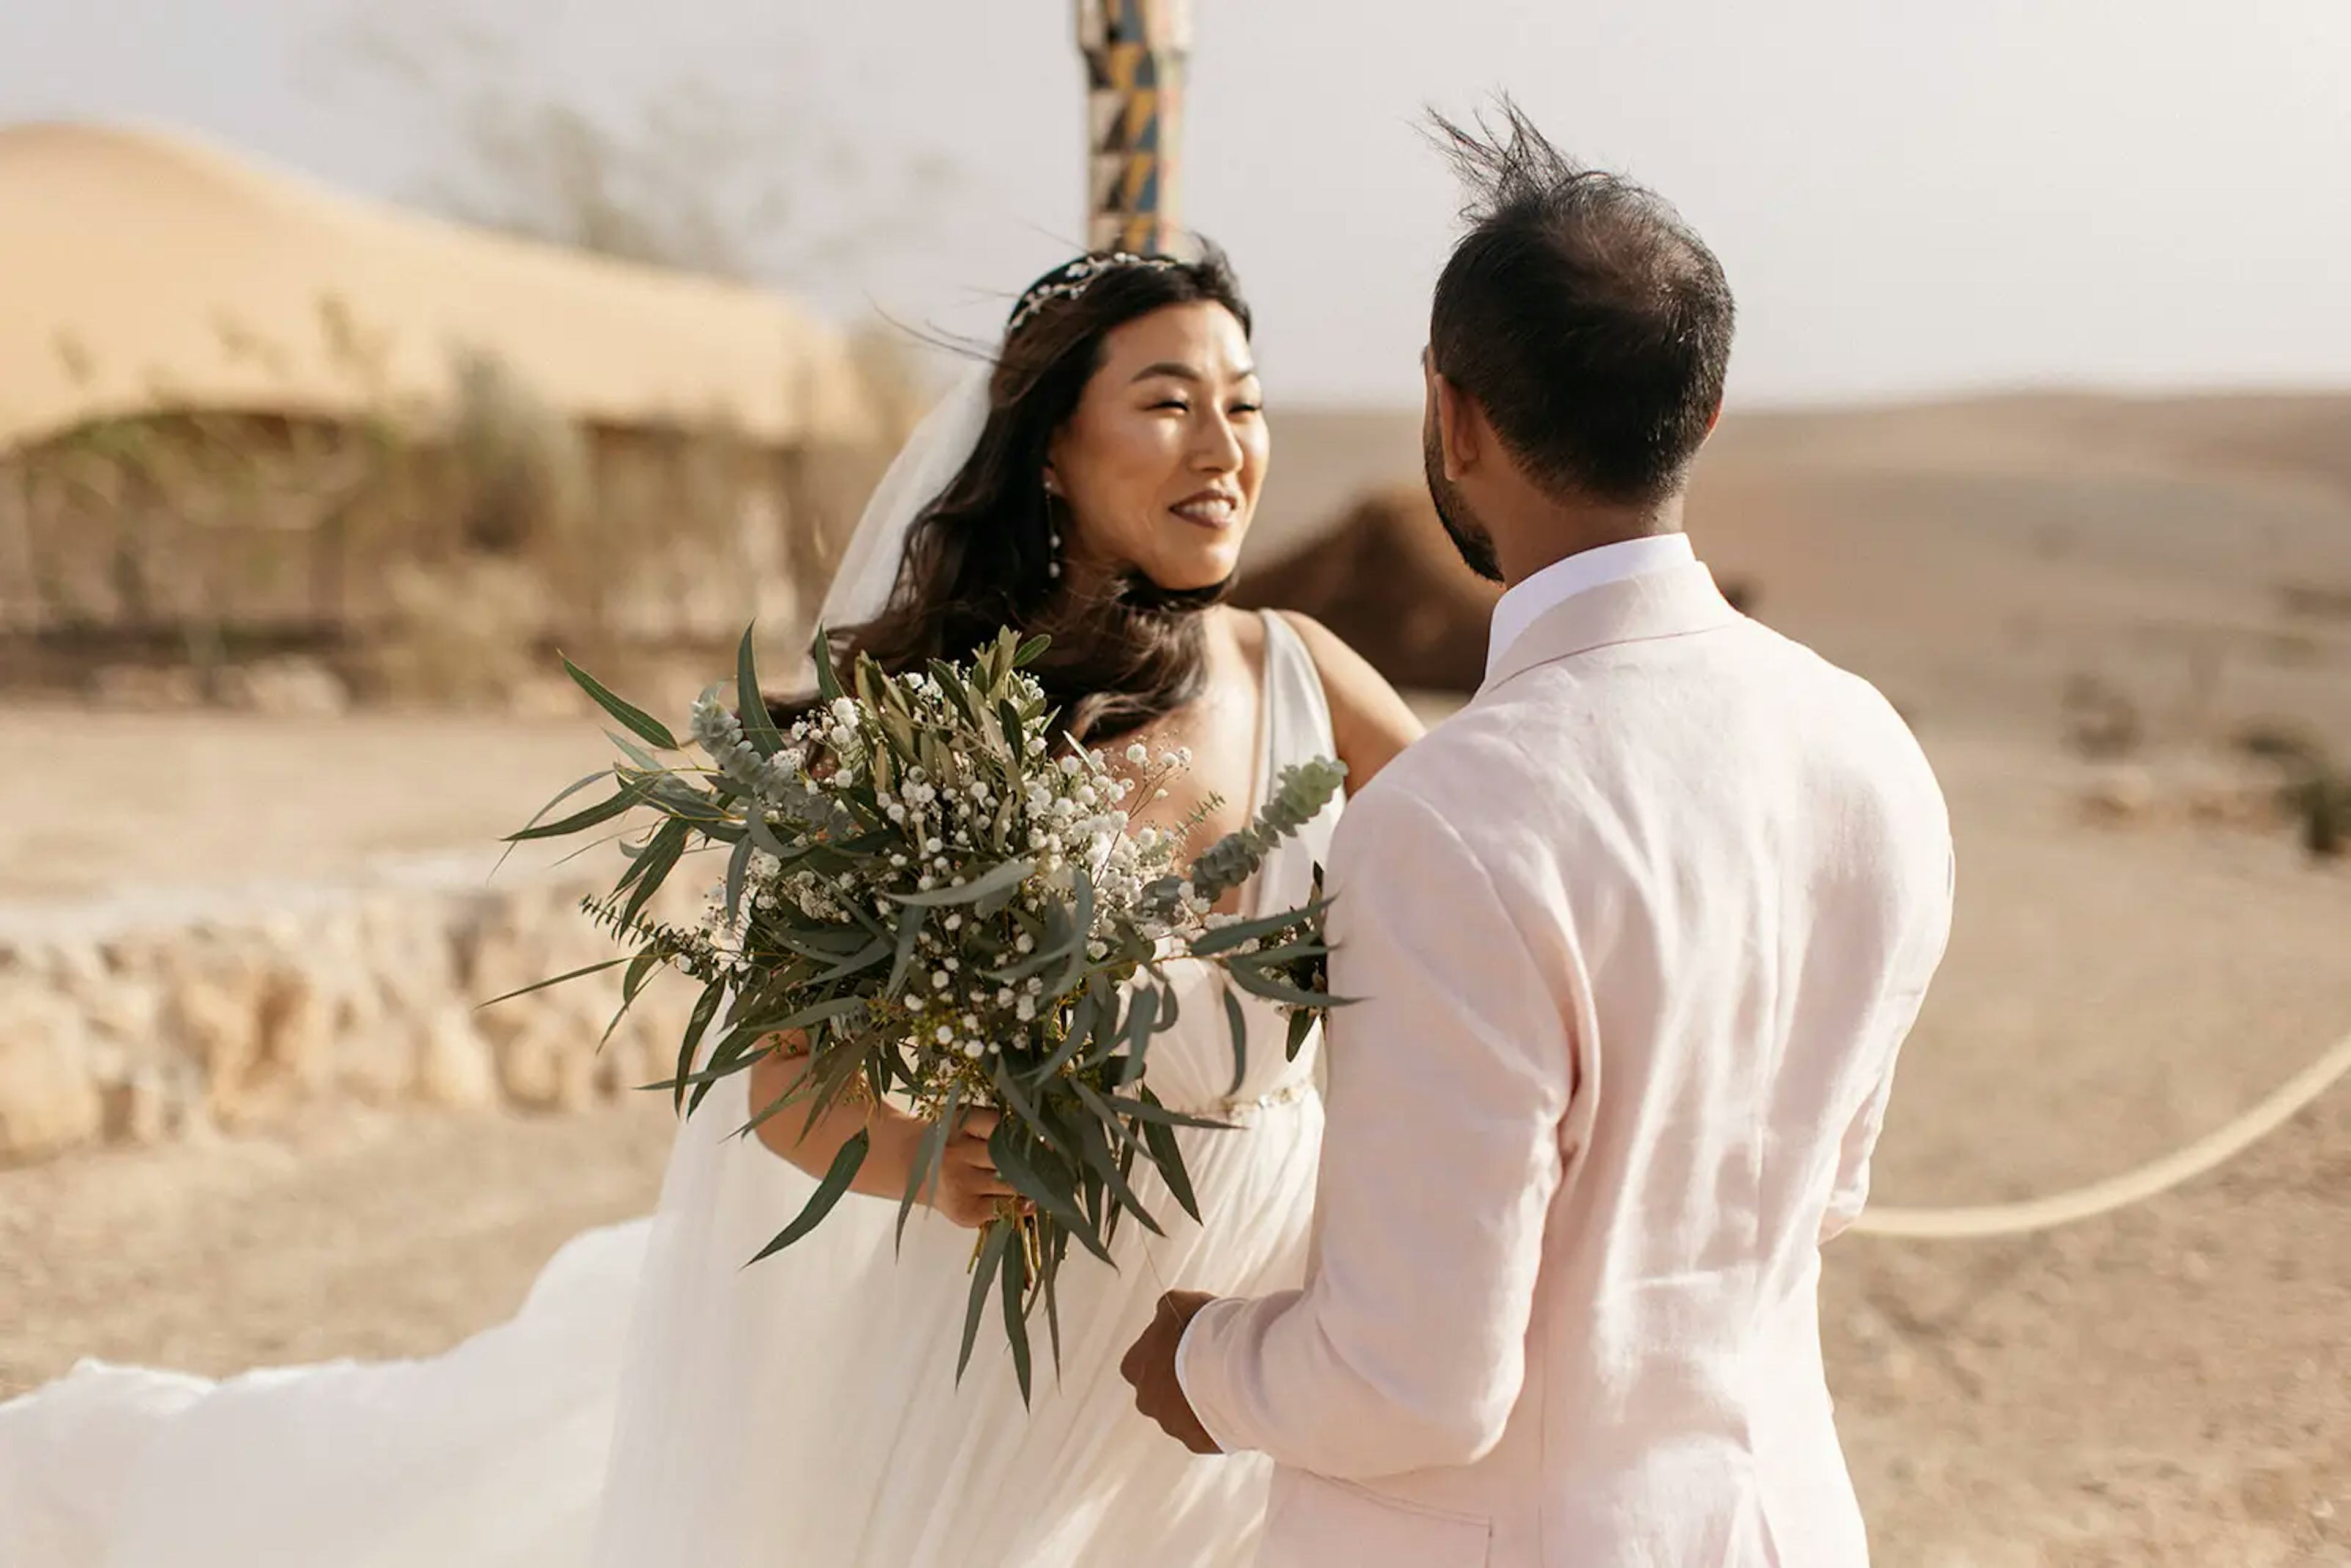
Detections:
86,664,203,709
493,1013,596,1110
414,1007,498,1111
98,1063,199,1145
0,981,103,1160
166,966,268,1123
2080,765,2158,825
255,962,336,1093
224,656,350,718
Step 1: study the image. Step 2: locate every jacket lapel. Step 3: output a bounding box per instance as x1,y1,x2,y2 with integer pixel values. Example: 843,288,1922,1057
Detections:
1475,561,1742,699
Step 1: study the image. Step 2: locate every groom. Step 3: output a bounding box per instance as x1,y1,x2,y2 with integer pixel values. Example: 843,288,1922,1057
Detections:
1122,107,1954,1567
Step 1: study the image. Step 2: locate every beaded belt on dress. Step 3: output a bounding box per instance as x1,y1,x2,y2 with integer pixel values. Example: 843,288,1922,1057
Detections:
1215,1079,1315,1118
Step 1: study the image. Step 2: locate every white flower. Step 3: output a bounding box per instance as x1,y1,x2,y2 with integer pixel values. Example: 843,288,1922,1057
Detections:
891,853,908,868
1059,756,1081,776
961,1014,979,1030
1125,743,1150,765
887,803,906,823
1014,934,1035,955
932,970,951,989
961,1041,985,1060
944,914,962,932
1014,997,1037,1022
924,838,943,854
935,1026,954,1044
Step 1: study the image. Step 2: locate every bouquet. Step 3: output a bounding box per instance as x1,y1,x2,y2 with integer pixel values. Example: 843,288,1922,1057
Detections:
497,626,1345,1398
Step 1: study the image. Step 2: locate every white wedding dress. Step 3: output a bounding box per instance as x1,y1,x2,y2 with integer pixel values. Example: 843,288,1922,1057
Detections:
0,610,1343,1568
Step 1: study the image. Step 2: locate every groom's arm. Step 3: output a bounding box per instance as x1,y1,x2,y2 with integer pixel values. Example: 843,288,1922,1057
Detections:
1173,779,1574,1479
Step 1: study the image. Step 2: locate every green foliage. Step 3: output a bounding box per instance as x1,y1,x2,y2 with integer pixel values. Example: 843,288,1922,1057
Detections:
497,623,1349,1395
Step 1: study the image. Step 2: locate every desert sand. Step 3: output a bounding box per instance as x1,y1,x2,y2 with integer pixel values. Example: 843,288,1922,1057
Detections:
5,392,2349,1566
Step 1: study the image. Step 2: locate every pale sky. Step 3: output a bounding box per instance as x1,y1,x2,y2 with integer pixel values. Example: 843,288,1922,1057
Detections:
3,0,2347,407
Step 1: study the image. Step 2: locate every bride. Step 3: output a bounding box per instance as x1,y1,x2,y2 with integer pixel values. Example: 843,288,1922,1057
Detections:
0,246,1423,1567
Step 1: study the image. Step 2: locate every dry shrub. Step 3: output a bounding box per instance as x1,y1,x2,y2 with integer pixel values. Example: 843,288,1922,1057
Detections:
2276,581,2351,621
2232,720,2349,861
351,560,552,710
2062,673,2146,760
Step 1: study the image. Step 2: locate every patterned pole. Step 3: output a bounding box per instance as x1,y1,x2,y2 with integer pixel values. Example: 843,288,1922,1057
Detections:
1076,0,1193,256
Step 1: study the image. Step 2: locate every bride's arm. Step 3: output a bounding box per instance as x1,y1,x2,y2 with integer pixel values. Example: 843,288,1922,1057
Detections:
1272,611,1426,787
745,1040,1016,1229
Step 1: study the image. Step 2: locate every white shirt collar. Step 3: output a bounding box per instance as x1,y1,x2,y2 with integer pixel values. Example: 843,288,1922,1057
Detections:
1485,533,1697,680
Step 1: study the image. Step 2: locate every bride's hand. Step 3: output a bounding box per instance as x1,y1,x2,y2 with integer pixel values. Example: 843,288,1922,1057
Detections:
911,1108,1023,1229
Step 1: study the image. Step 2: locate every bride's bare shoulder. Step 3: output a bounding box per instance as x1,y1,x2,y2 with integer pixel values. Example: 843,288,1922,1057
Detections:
1264,609,1425,789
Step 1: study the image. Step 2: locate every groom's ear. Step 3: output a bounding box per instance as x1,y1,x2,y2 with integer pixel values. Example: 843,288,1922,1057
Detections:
1430,370,1480,482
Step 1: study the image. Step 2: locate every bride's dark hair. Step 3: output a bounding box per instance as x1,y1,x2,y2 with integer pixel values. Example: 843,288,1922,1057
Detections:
820,247,1254,743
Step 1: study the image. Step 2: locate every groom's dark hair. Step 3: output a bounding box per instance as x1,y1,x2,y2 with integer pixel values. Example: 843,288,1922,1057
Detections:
1427,100,1734,505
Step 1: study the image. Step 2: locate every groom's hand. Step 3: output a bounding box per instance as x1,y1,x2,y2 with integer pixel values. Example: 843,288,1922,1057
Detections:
1120,1290,1222,1455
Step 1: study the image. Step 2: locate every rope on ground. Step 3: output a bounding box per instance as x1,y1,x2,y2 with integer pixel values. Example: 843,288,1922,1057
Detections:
1850,1026,2351,1240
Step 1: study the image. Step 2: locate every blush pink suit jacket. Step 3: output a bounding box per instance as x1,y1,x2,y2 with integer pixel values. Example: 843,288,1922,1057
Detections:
1177,560,1954,1568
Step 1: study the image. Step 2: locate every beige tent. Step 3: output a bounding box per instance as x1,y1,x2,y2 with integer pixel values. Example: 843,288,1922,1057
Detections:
0,121,875,452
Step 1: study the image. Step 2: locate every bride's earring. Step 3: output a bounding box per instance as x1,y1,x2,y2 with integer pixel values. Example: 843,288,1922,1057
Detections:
1044,479,1065,580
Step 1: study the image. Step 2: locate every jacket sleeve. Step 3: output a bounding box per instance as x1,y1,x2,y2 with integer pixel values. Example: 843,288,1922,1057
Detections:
1176,780,1575,1478
1821,846,1955,1242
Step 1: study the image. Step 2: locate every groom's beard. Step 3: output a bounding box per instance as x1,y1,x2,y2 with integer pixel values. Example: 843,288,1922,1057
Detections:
1423,417,1505,584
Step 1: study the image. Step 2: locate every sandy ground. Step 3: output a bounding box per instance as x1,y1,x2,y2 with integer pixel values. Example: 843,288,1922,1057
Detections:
4,705,2344,1567
6,393,2351,1565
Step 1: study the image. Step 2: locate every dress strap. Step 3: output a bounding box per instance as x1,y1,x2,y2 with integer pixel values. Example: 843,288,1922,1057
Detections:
1257,610,1338,782
1242,611,1344,919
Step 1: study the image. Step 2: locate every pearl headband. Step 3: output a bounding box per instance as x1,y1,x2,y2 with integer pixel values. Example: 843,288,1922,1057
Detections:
1006,252,1184,337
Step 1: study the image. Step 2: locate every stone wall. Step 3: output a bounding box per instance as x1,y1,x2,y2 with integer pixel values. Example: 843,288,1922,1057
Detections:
0,852,701,1164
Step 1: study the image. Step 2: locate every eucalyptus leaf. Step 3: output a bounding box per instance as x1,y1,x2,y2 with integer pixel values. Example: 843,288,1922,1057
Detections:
563,655,679,751
810,624,845,704
898,1082,959,1251
745,1130,868,1264
737,626,787,759
1069,1100,1163,1237
504,781,642,843
1002,1229,1033,1405
889,857,1033,908
475,956,628,1011
1222,984,1250,1098
620,817,691,925
498,768,612,872
1136,1089,1202,1225
1187,898,1333,958
883,905,929,1002
724,835,753,924
990,1121,1109,1262
957,1221,1011,1381
1226,963,1341,1010
667,977,727,1112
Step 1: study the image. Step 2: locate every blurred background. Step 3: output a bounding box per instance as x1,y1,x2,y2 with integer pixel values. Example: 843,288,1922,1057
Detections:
1,4,2346,1565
